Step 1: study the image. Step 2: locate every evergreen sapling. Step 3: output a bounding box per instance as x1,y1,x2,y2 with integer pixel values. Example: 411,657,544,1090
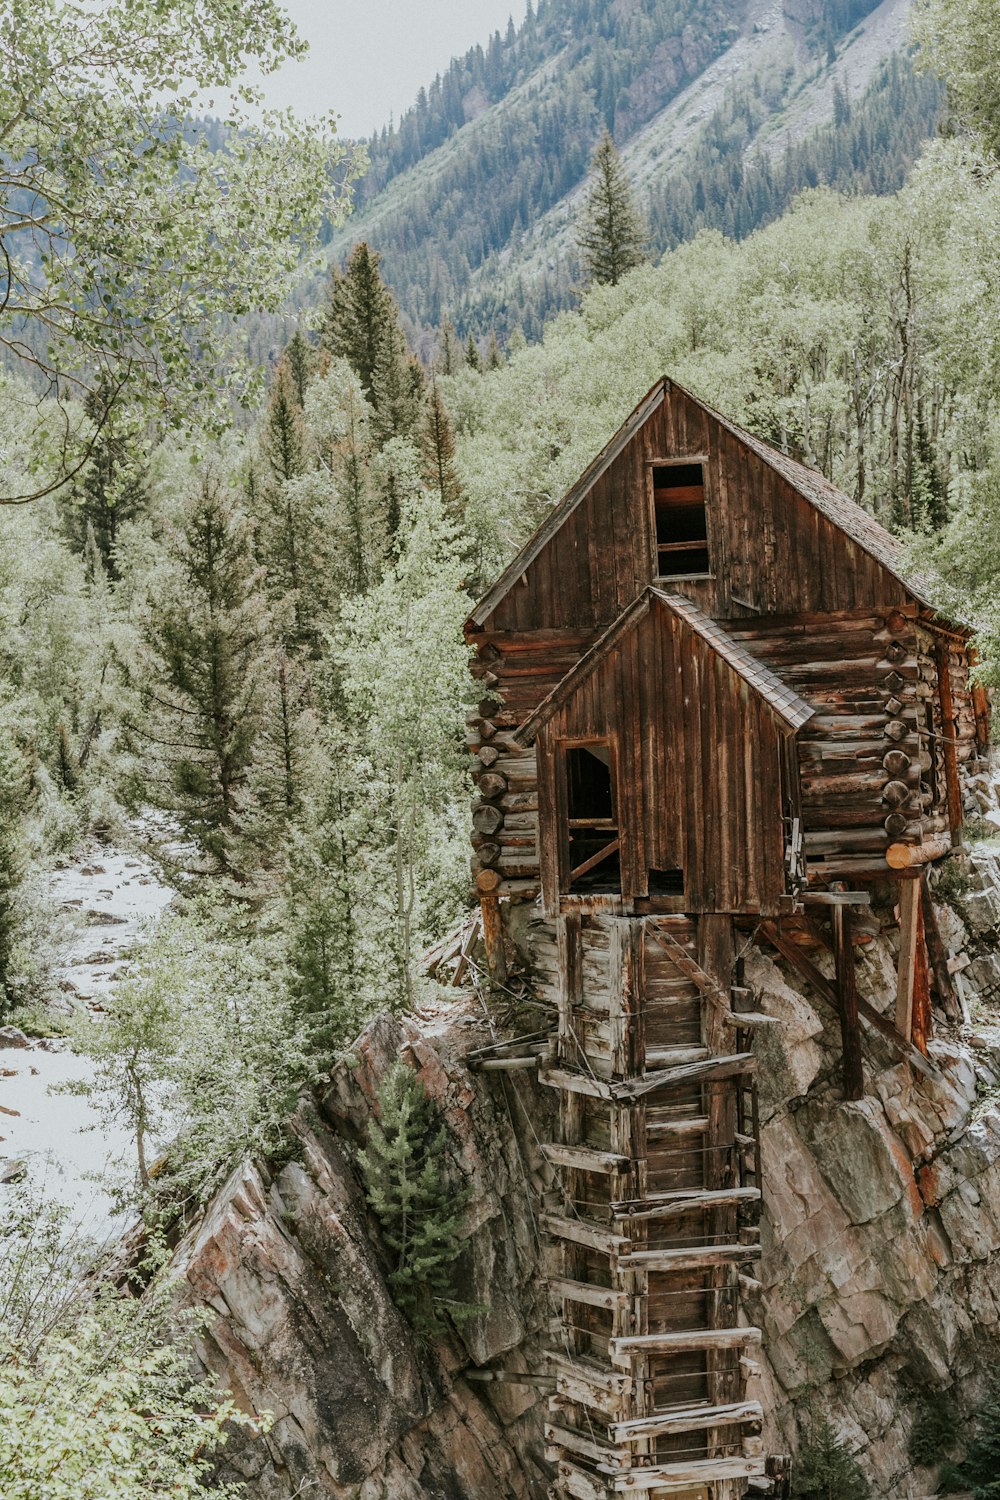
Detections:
358,1059,473,1336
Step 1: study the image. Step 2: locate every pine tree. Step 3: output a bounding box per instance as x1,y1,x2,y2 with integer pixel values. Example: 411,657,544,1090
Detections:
792,1419,870,1500
578,129,648,288
63,382,149,576
421,380,463,516
263,359,306,485
284,330,314,407
321,242,423,445
357,1059,472,1335
127,471,273,883
486,330,504,370
437,317,462,375
943,1376,1000,1497
465,332,482,371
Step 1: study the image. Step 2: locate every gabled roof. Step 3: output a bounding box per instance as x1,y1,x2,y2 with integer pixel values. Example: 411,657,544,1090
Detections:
514,588,815,746
467,376,951,630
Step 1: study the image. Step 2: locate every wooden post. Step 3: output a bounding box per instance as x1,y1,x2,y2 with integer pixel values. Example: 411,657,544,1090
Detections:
911,896,932,1057
556,913,582,1066
969,648,992,756
476,869,507,985
936,640,963,845
920,874,960,1022
697,915,741,1448
832,906,864,1101
895,877,920,1043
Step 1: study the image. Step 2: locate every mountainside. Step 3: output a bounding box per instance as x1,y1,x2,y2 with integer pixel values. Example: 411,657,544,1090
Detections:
325,0,940,344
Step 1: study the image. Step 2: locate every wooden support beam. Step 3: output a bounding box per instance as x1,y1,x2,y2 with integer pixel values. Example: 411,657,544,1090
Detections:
616,1243,761,1272
612,1052,755,1100
911,891,933,1057
609,1399,764,1444
833,905,864,1100
545,1423,624,1469
895,878,919,1044
646,923,731,1016
476,869,508,985
759,921,938,1080
645,1115,709,1139
608,1457,766,1493
920,875,961,1021
936,640,964,842
473,1055,540,1071
541,1213,630,1255
548,1353,632,1410
610,1326,762,1356
549,1277,628,1311
541,1142,630,1174
610,1186,761,1221
539,1066,612,1101
802,890,871,907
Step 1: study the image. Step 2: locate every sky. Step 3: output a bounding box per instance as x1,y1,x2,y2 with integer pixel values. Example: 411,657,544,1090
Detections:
244,0,529,140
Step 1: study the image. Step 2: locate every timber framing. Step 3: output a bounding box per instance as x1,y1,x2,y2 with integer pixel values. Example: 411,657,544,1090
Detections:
464,372,988,1500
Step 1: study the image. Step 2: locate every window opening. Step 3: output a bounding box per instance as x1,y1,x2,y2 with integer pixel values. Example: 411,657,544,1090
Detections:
648,867,685,896
564,743,620,893
653,462,709,577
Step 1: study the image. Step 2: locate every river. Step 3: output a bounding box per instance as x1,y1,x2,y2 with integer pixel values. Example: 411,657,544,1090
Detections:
0,839,174,1240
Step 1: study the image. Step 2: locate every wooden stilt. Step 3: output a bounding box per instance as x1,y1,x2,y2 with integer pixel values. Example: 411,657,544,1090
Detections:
911,895,932,1057
895,878,920,1044
935,641,964,844
476,869,508,985
833,905,864,1100
920,875,961,1021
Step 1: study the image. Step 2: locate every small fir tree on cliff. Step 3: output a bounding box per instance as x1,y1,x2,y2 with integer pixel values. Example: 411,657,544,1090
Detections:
792,1419,870,1500
358,1059,472,1336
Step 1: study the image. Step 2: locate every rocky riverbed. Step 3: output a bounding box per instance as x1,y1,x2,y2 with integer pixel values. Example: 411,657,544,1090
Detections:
0,839,173,1235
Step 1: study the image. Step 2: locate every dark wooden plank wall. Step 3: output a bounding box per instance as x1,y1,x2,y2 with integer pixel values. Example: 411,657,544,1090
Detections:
541,606,789,915
478,387,910,638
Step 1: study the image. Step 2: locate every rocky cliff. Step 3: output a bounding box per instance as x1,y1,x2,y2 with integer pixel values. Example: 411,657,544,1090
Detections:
172,834,1000,1498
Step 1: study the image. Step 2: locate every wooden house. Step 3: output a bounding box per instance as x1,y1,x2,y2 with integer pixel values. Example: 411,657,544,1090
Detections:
464,379,988,1500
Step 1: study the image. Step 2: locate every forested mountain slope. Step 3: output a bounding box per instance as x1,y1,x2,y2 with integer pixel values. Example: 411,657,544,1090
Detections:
326,0,939,341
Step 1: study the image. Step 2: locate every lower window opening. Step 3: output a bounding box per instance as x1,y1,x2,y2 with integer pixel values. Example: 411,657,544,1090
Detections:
648,867,685,896
565,744,620,894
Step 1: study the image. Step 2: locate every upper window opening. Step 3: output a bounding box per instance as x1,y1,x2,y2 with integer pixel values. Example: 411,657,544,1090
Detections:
564,743,620,894
653,462,709,577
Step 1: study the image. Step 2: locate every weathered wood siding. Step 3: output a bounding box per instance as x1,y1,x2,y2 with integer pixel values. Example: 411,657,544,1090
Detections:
536,604,791,916
477,384,909,637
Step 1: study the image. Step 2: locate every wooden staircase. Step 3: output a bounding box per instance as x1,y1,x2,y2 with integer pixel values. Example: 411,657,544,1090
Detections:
541,913,768,1500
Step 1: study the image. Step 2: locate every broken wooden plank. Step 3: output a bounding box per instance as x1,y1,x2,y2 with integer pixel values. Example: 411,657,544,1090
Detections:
548,1277,628,1311
610,1325,762,1356
612,1052,755,1100
608,1456,767,1491
541,1142,630,1174
609,1399,764,1443
610,1186,761,1221
616,1243,762,1272
538,1066,612,1101
541,1213,630,1256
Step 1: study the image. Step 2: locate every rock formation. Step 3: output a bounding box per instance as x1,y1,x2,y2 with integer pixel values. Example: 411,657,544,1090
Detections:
172,844,1000,1499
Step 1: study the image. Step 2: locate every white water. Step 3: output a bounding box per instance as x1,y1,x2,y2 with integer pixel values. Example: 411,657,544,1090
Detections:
0,841,174,1237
